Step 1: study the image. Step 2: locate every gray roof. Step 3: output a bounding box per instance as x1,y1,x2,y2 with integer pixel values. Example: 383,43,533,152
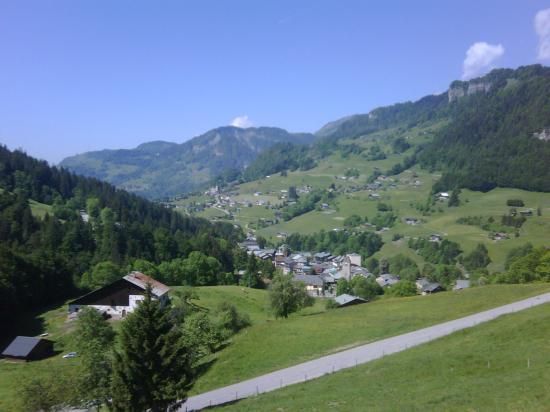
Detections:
453,280,471,290
293,274,324,287
416,278,442,293
2,336,45,357
334,294,367,306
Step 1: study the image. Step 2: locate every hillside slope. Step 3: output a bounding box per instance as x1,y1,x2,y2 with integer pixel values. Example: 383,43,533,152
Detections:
60,126,315,198
215,299,550,411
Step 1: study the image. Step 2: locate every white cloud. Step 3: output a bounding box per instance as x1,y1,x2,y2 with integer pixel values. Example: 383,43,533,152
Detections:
535,8,550,60
462,42,505,80
230,115,254,128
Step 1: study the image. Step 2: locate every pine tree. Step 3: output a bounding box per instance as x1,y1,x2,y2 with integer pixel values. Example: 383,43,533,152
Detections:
111,286,193,411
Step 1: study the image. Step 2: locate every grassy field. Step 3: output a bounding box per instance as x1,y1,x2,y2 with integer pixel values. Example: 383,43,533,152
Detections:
215,301,550,411
178,285,272,324
0,301,80,411
191,284,550,395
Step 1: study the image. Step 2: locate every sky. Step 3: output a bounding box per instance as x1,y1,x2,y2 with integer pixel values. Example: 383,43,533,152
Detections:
2,0,550,163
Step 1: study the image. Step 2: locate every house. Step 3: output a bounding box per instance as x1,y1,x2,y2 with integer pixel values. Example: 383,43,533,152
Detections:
314,251,332,263
68,272,170,318
2,336,54,362
519,209,533,217
429,234,443,242
346,253,362,267
293,274,325,296
405,217,419,225
334,294,367,308
376,274,399,287
493,232,508,241
416,278,443,295
453,279,471,291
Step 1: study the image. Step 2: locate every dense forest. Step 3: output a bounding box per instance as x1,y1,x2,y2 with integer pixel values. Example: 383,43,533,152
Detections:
0,146,243,325
422,65,550,192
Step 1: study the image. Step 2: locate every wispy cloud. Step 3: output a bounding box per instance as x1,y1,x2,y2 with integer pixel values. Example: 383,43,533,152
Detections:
462,42,504,80
230,115,254,128
535,8,550,60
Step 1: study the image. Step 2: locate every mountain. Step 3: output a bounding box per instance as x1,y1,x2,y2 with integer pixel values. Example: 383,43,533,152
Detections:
60,126,315,199
315,64,550,193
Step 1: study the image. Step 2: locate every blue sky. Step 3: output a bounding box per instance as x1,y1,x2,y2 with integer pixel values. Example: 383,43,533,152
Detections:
1,0,550,163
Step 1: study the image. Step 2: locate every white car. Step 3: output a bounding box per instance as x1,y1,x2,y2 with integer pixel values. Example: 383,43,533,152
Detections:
62,352,77,359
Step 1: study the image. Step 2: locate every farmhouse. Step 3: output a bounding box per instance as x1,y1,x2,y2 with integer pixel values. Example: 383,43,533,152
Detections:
2,336,54,362
68,272,170,318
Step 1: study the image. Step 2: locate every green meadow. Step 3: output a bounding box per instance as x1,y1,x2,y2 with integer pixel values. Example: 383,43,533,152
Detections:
215,300,550,411
191,284,550,395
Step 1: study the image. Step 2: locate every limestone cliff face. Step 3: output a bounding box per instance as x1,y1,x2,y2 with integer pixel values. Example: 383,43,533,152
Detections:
448,80,492,103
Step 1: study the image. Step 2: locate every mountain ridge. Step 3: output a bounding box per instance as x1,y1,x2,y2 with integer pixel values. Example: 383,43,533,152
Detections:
60,126,316,198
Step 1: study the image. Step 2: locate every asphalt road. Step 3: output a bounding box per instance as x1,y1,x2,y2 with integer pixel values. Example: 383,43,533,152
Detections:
180,292,550,411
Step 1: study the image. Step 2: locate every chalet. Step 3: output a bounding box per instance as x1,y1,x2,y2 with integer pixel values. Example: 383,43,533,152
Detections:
453,279,471,291
416,278,443,295
519,209,533,217
2,336,54,362
405,217,419,225
376,274,400,287
293,274,325,296
68,272,170,318
493,232,508,241
429,234,443,242
334,294,367,308
314,251,332,263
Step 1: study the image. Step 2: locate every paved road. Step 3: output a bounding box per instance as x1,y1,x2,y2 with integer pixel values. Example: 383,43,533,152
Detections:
180,292,550,411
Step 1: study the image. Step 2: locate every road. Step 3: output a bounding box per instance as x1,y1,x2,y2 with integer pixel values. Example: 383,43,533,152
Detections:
180,292,550,411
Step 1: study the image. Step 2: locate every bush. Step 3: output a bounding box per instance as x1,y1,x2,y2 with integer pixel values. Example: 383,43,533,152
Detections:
325,299,339,310
215,301,251,335
388,280,417,297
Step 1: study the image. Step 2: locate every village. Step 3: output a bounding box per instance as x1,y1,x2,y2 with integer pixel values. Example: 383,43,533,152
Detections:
238,233,471,304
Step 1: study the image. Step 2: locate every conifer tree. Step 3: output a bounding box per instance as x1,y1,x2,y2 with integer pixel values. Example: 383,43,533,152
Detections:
111,286,193,411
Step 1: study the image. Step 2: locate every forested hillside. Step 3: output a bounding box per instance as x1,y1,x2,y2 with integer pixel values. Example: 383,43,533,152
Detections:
314,64,550,193
421,65,550,192
0,146,243,327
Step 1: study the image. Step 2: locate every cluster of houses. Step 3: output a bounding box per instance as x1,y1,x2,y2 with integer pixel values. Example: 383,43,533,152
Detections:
239,235,469,300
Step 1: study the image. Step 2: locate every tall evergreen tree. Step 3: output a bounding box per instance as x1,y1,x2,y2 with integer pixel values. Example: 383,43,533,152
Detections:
111,286,193,412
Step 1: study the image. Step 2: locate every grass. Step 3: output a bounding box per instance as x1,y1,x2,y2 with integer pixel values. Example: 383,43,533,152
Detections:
175,285,272,324
0,300,80,412
191,284,550,395
28,199,53,218
215,301,550,411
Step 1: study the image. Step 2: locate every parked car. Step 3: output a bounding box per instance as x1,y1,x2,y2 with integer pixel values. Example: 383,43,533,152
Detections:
62,352,77,359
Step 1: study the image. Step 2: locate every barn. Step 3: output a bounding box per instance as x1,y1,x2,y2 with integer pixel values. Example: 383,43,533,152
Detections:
68,271,170,318
2,336,54,362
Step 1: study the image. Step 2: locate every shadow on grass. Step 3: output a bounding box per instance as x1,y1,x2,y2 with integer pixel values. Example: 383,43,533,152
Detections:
1,300,65,349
